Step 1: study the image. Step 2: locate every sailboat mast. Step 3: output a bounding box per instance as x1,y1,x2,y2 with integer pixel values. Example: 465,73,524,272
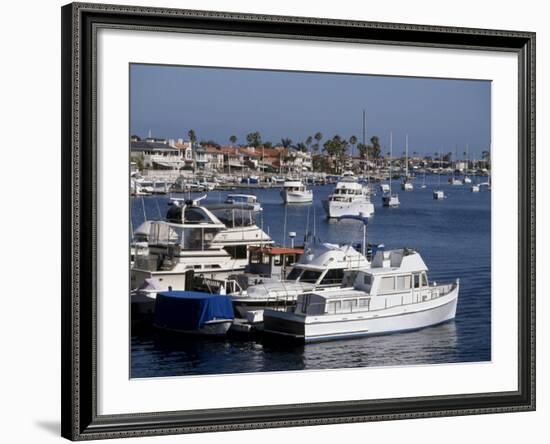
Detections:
389,131,393,191
362,110,366,146
363,109,368,182
440,150,442,186
405,133,409,178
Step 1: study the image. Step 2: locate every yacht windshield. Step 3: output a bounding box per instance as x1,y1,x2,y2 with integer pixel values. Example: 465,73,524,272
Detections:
212,208,255,228
286,268,302,281
300,270,322,283
319,268,344,285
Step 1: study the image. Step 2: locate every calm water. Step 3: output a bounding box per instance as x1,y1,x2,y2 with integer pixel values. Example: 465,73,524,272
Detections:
131,175,491,378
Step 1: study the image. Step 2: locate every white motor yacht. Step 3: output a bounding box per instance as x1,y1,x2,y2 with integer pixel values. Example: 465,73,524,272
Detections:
264,248,459,342
382,194,400,207
225,194,262,212
449,177,463,186
280,179,313,204
131,197,273,302
401,181,413,191
230,242,371,321
323,172,374,219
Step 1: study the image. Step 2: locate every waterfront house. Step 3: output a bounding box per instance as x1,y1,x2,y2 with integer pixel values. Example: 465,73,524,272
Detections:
221,146,245,171
203,146,225,171
130,138,184,170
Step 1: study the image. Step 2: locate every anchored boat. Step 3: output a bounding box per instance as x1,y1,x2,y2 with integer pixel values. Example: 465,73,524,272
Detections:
263,248,459,342
230,242,371,320
323,171,374,219
225,194,262,212
280,179,313,204
382,132,400,207
154,291,234,336
131,197,272,311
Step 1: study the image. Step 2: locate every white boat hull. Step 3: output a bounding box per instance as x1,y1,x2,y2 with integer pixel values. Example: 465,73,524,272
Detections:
281,190,313,204
264,286,458,342
324,200,375,219
382,194,400,207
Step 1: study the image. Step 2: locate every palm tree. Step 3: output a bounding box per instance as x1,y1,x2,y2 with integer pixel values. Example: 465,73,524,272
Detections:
188,129,197,144
312,132,323,153
349,135,357,157
229,135,237,146
369,136,381,158
281,138,293,149
305,136,313,151
246,131,262,147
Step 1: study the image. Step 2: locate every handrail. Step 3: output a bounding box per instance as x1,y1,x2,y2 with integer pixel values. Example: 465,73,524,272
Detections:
295,282,458,315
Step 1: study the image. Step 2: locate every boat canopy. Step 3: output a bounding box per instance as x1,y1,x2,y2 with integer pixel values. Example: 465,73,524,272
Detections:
295,242,369,271
154,291,234,330
210,207,257,228
165,203,225,227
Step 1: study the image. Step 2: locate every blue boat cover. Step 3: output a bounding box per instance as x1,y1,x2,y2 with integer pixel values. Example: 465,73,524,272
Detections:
154,291,234,331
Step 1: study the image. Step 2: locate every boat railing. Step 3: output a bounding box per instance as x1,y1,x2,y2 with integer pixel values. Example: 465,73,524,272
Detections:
193,276,244,294
297,281,458,315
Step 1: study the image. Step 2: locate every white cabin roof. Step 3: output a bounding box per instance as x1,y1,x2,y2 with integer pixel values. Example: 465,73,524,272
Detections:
335,181,362,190
283,180,305,187
227,194,258,201
294,242,369,271
367,248,428,275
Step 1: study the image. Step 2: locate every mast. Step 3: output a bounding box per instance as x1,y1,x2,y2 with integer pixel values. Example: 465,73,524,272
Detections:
389,131,393,193
405,133,409,179
363,109,368,182
438,149,442,186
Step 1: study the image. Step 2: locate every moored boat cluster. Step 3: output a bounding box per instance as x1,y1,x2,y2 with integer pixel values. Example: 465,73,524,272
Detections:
130,171,468,342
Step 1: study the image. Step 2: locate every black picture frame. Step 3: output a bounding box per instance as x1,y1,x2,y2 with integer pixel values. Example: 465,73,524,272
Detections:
61,2,536,440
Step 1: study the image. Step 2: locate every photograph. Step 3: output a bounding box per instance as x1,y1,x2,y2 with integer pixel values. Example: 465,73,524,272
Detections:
129,64,492,378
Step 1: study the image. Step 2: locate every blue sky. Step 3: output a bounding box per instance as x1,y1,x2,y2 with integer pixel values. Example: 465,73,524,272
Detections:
130,64,491,158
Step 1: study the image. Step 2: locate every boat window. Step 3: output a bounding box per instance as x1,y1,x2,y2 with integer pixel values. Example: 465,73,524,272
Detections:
213,209,255,227
223,245,248,260
362,274,373,292
183,207,211,224
300,270,322,283
327,300,341,313
286,268,302,281
320,269,344,285
250,252,261,264
342,299,358,312
422,273,428,286
380,276,395,292
413,273,421,288
396,275,412,290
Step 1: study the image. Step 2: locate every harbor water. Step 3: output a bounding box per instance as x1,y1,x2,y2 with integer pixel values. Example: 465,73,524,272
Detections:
130,176,491,378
